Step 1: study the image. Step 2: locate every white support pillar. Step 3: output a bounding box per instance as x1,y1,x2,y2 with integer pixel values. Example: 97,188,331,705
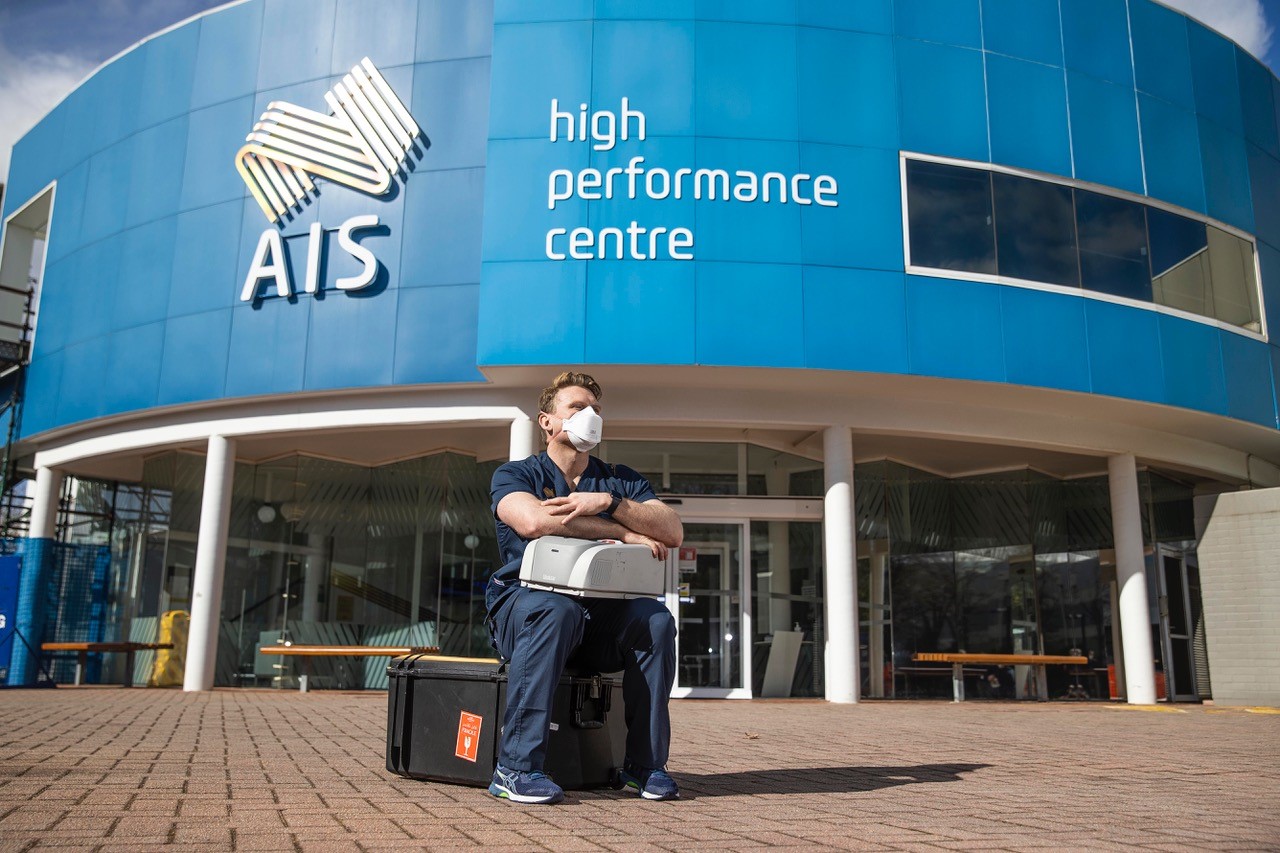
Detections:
510,416,538,461
823,425,859,703
184,435,237,693
29,466,64,539
301,533,326,623
1108,453,1157,705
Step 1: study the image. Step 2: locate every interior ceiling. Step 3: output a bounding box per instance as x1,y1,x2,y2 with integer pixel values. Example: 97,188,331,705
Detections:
231,424,512,466
850,434,1111,479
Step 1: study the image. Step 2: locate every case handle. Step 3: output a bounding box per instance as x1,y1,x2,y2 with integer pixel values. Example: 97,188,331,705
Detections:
571,676,611,729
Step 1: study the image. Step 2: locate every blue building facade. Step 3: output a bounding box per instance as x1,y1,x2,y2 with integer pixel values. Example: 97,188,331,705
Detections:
2,0,1277,702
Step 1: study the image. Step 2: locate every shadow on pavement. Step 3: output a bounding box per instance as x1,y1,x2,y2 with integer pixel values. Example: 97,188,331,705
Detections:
666,763,992,798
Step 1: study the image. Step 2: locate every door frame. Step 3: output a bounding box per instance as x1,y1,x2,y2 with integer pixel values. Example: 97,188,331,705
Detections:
1156,545,1199,702
669,517,751,699
664,497,823,700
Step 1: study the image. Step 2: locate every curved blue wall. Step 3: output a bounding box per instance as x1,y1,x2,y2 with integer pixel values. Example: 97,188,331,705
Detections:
5,0,1279,439
8,0,494,438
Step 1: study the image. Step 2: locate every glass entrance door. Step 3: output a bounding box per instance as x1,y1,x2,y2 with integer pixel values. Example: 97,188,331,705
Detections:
671,521,749,698
1157,547,1199,701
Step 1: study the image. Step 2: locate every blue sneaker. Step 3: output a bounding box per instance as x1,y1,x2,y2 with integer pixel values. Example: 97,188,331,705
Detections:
488,764,565,804
617,761,680,801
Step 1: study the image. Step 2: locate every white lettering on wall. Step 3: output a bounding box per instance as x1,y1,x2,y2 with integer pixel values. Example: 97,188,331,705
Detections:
543,99,839,260
549,97,646,151
241,229,290,301
336,214,380,290
240,214,382,302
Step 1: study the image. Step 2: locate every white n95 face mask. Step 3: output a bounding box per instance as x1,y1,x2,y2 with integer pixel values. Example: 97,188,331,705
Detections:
562,407,603,451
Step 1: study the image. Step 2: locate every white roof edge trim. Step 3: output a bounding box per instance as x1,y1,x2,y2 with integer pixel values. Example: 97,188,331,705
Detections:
32,405,530,469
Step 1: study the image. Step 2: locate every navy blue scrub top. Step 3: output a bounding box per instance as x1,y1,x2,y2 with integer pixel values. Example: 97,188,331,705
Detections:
486,452,658,612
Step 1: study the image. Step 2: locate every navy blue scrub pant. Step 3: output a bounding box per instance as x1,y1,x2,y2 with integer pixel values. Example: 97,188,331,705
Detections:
489,586,676,773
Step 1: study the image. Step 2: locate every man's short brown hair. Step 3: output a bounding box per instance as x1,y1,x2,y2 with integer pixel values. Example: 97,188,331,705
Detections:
538,371,603,414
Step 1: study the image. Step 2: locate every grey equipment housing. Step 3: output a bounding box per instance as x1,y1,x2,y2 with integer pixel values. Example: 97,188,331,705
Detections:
518,535,665,599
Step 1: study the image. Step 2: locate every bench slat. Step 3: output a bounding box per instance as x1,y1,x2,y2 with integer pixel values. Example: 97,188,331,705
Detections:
42,642,173,652
912,653,1087,665
257,644,441,657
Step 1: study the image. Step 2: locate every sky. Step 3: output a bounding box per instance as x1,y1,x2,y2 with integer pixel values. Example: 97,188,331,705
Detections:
2,0,1280,181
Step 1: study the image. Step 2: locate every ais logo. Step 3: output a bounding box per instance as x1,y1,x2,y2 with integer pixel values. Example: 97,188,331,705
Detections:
237,58,420,302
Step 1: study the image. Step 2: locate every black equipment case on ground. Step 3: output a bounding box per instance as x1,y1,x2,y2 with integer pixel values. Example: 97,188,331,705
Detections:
385,654,625,788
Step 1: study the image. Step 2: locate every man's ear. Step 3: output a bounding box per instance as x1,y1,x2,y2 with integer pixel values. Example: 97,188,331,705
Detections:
537,410,553,436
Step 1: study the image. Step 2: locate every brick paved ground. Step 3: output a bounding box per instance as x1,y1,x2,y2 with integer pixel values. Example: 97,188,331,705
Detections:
1,688,1277,852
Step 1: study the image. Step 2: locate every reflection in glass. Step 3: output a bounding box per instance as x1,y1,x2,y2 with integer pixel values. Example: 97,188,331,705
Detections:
993,173,1079,286
890,551,956,699
955,547,1035,656
600,440,821,497
751,521,824,697
906,159,996,274
858,460,1201,701
129,451,504,688
905,158,1265,333
1076,189,1149,300
1207,226,1263,331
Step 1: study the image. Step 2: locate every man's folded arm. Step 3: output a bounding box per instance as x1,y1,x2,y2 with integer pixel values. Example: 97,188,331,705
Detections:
611,498,683,548
497,491,630,541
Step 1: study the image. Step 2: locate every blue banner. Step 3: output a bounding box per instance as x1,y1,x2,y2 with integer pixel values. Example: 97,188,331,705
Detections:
0,553,20,685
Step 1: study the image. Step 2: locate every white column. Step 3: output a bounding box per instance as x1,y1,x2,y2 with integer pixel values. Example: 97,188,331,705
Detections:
510,416,538,461
1108,453,1157,705
29,466,64,539
301,533,326,623
184,435,237,693
823,425,859,703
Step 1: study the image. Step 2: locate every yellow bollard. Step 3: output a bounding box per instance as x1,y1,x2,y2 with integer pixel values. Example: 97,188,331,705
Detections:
149,610,189,687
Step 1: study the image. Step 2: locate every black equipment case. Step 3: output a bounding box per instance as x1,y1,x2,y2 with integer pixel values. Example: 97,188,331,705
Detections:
385,654,625,788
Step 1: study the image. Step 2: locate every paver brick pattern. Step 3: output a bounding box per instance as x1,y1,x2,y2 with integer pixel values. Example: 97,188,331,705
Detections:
0,689,1277,851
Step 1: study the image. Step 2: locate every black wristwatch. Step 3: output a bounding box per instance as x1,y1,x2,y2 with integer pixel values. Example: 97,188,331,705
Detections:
607,493,622,514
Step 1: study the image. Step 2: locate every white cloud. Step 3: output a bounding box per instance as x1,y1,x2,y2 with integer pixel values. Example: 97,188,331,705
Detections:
1161,0,1274,61
0,43,96,184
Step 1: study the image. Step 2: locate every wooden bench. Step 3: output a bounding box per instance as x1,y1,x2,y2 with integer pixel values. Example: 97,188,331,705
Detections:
912,652,1088,702
258,644,441,692
41,642,174,687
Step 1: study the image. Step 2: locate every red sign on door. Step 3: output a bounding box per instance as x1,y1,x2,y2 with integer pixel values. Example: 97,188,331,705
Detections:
455,711,483,762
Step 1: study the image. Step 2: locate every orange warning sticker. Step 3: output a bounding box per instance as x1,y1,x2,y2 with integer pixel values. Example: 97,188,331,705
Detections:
455,711,483,762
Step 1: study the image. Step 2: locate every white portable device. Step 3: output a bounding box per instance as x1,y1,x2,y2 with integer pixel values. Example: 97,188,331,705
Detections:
518,535,665,599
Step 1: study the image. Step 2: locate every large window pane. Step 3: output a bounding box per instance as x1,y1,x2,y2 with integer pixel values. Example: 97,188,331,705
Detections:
904,157,1263,333
1035,551,1112,699
1148,207,1210,316
1076,189,1150,300
992,172,1079,286
751,520,824,698
1206,226,1263,331
601,440,821,496
906,159,996,274
890,552,957,699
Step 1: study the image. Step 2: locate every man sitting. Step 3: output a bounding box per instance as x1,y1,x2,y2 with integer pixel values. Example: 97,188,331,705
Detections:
485,371,683,804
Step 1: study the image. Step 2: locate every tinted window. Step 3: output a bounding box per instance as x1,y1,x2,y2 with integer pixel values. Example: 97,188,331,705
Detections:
992,173,1078,286
1147,207,1207,278
1148,207,1209,317
906,160,996,274
903,158,1264,333
1076,189,1150,301
1207,226,1262,330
